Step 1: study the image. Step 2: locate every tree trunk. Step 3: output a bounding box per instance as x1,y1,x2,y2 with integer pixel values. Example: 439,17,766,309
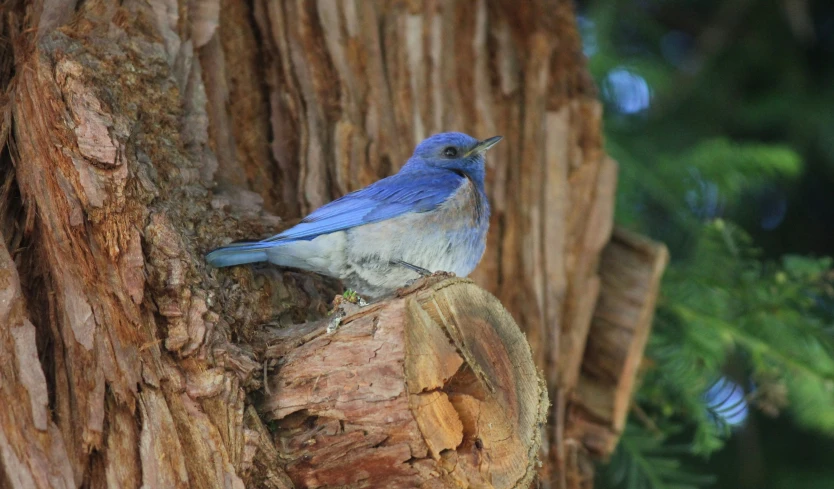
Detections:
0,1,667,488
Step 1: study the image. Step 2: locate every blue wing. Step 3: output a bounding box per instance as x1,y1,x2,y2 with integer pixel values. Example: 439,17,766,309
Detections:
265,169,464,242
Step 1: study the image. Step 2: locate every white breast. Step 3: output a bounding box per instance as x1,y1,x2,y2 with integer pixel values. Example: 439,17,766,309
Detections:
343,178,488,295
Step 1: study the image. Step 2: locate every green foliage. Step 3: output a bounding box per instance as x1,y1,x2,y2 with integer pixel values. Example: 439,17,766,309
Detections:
650,221,834,443
600,423,716,489
609,137,803,236
681,140,802,199
581,0,834,486
601,221,834,489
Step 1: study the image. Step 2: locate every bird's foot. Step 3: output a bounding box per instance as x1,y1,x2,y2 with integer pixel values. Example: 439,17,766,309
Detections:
328,290,367,333
430,270,456,278
397,270,457,297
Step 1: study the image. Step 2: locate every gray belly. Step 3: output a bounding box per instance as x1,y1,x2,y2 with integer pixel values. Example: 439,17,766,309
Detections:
342,207,487,298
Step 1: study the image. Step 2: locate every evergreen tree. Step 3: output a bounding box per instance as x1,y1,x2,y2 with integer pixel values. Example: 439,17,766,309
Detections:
581,0,834,487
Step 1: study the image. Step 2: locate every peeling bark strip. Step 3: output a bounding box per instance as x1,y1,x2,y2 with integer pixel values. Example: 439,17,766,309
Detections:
570,228,670,443
0,0,666,488
0,235,75,489
566,228,669,483
260,278,547,489
14,28,146,482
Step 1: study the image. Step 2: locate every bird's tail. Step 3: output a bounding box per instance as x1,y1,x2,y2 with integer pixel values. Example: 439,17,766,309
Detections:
205,241,275,268
207,233,345,275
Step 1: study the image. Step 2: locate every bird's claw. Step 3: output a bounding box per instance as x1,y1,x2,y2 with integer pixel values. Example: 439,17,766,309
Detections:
327,311,344,334
430,270,456,278
403,270,455,286
397,270,457,297
328,290,368,334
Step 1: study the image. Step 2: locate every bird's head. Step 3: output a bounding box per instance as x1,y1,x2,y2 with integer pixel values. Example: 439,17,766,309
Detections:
405,132,502,184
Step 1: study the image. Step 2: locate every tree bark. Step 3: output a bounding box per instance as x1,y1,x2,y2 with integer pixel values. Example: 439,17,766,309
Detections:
259,277,547,488
0,1,667,488
564,228,670,488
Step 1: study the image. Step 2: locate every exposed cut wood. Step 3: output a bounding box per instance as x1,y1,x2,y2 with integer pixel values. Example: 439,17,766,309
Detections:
260,278,548,489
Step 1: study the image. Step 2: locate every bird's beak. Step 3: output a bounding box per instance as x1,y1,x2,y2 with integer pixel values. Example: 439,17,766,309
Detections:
467,135,503,157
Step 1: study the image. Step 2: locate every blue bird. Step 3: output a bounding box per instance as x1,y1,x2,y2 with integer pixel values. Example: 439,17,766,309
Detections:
206,132,502,298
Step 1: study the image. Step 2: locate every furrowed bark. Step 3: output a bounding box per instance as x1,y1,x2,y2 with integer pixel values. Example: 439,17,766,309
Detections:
0,225,75,489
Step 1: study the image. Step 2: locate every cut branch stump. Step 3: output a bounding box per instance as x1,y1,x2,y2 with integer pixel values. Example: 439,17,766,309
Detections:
258,277,548,489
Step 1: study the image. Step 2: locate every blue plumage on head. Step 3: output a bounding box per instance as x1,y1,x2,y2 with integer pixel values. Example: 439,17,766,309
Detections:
412,132,480,159
405,132,501,186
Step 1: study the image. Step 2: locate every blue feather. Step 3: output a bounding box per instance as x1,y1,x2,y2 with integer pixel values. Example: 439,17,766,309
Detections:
264,168,464,242
205,241,274,267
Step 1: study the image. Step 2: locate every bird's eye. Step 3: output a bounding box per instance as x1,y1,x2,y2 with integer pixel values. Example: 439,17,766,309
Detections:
443,147,458,157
